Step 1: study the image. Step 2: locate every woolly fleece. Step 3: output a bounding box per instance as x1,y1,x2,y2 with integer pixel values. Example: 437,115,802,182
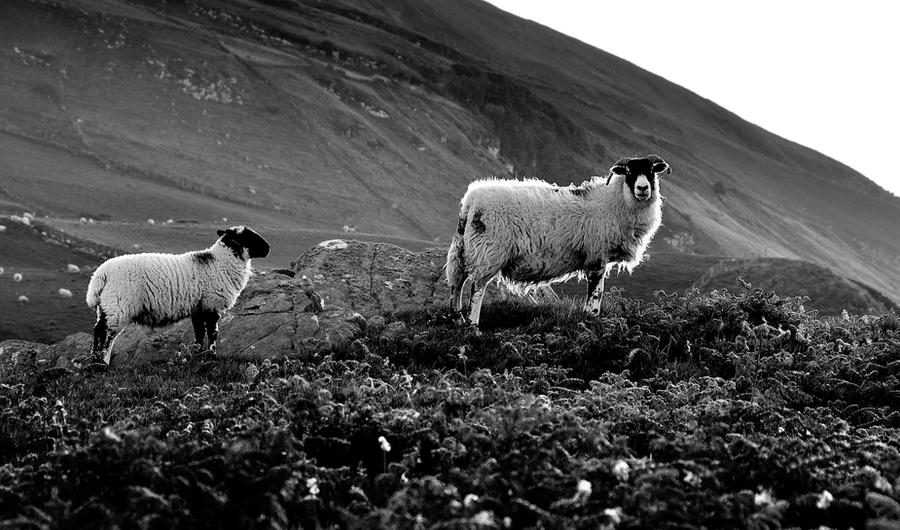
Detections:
86,241,251,329
446,174,663,292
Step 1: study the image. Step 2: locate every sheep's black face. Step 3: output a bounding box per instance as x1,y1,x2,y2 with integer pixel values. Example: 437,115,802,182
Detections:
609,155,671,202
217,226,271,260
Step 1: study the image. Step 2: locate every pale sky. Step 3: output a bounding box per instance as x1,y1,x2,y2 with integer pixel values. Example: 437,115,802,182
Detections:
483,1,900,197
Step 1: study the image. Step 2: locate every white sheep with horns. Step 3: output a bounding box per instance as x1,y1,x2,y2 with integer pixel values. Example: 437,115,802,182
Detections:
80,226,270,366
445,155,671,326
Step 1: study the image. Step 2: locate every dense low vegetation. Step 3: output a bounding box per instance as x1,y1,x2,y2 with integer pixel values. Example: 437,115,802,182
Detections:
2,287,900,528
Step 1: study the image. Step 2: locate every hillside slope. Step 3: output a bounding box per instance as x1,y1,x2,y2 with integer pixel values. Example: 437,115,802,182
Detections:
1,0,898,311
691,257,897,316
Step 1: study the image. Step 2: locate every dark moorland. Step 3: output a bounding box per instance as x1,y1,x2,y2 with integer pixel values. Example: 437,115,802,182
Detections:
2,288,900,528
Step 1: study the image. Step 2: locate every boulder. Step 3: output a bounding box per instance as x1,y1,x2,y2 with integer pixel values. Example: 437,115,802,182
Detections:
0,333,91,377
290,239,450,315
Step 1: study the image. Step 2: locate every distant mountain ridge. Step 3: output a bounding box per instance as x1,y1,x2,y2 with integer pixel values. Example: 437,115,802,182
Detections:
1,0,898,310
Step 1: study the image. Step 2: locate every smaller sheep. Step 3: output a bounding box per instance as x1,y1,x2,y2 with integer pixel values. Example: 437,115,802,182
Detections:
58,288,73,298
0,225,6,233
67,264,80,273
81,226,270,366
17,295,29,303
0,267,4,275
446,155,671,326
13,273,23,282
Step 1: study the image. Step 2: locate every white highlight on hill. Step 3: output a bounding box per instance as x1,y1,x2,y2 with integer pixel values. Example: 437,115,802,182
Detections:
484,0,900,197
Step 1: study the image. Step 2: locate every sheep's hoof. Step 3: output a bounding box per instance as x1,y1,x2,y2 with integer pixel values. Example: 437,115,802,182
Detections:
73,354,106,368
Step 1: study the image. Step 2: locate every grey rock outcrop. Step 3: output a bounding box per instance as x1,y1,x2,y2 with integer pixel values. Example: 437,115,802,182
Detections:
289,239,449,315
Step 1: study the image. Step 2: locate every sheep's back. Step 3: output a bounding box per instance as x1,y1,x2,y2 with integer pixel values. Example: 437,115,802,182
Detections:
461,181,594,280
463,179,579,209
463,181,591,232
95,252,204,325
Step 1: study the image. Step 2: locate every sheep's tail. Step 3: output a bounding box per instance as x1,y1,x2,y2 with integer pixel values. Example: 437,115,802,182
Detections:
85,268,107,309
445,209,468,307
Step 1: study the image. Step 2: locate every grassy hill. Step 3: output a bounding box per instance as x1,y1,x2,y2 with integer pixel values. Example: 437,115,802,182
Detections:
3,4,900,526
1,0,899,344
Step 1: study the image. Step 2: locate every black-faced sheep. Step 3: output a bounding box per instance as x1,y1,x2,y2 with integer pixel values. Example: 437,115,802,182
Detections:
446,155,671,326
81,226,270,365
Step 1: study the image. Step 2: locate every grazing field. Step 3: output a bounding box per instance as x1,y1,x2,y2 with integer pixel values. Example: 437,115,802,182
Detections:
2,287,899,528
0,220,101,342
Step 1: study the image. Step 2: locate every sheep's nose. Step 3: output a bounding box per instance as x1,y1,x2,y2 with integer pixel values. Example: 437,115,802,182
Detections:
636,184,649,192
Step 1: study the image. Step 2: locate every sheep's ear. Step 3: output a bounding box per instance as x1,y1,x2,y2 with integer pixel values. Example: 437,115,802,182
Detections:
605,159,630,184
650,156,671,175
217,229,226,237
609,158,630,175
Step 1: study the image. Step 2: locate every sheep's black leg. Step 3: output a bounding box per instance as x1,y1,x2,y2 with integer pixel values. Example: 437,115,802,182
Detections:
78,307,112,367
91,308,109,357
191,312,206,348
585,270,606,316
82,308,120,367
205,312,220,353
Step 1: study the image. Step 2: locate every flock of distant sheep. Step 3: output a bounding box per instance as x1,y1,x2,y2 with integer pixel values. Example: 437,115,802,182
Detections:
2,154,671,367
0,213,79,304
